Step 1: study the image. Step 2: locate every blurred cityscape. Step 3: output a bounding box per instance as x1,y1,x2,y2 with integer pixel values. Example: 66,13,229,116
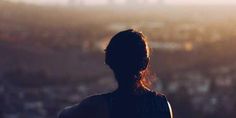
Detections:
0,1,236,118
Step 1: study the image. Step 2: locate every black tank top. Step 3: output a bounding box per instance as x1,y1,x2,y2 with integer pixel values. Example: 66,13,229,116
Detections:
58,91,171,118
104,91,171,118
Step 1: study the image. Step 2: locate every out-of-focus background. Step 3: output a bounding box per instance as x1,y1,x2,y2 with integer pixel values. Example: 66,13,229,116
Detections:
0,0,236,118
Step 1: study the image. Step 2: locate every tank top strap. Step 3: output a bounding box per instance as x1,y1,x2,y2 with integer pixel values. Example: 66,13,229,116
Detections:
151,92,171,118
102,92,115,117
144,91,169,112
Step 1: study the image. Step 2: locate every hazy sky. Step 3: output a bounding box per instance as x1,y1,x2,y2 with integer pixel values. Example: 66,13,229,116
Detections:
8,0,236,5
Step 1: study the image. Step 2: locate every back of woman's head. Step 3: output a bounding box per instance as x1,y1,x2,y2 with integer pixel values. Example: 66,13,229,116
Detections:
105,29,150,80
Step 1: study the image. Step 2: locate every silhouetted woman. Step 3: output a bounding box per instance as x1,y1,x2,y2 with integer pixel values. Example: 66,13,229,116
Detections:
59,29,173,118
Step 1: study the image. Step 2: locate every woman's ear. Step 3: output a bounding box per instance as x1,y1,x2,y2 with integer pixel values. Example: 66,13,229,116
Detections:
105,55,115,70
140,57,150,71
105,56,111,67
145,57,150,68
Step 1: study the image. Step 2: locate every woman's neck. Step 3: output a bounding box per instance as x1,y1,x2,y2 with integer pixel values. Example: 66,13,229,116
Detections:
114,73,150,94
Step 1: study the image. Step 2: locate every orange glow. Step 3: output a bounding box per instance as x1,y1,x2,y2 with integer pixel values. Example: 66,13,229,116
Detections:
184,42,193,51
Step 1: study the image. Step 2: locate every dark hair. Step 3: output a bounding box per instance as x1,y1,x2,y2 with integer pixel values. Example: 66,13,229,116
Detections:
105,29,150,87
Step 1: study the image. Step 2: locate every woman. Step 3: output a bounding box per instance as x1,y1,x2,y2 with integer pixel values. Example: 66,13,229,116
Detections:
59,29,173,118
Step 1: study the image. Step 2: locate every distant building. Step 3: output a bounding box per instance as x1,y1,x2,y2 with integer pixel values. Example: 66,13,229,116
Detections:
124,0,165,6
68,0,75,5
125,0,139,4
158,0,165,5
108,0,116,4
67,0,84,6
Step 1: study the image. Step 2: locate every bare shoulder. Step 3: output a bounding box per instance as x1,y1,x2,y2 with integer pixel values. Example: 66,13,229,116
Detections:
58,94,109,118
